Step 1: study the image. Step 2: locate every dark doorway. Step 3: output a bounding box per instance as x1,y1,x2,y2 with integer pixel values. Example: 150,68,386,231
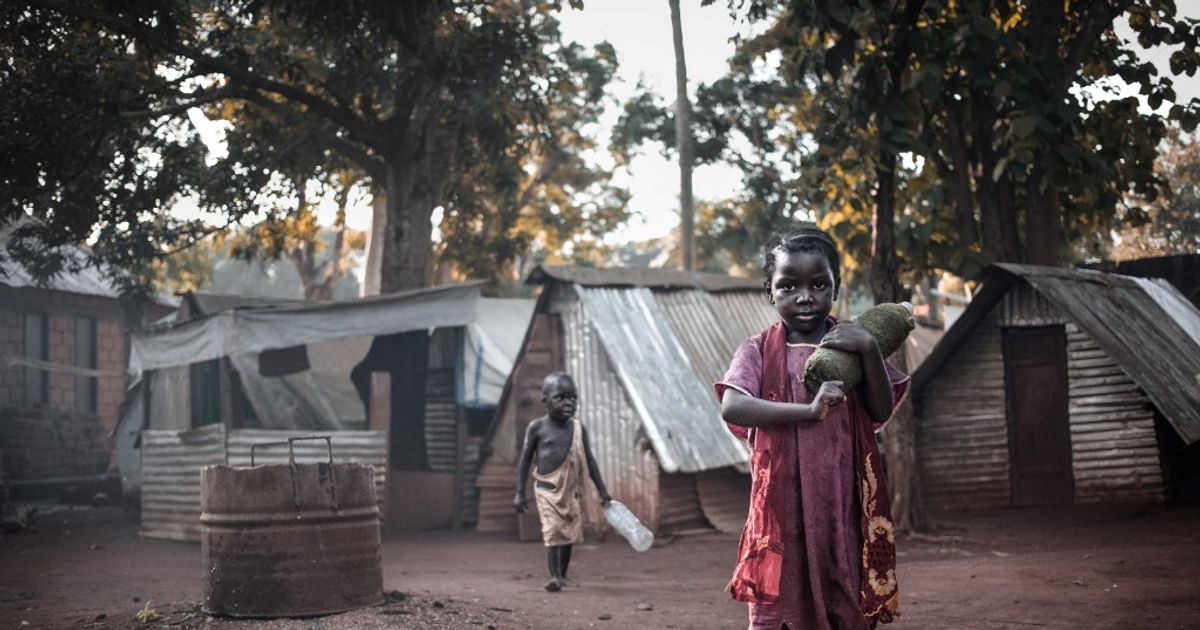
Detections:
1003,325,1073,506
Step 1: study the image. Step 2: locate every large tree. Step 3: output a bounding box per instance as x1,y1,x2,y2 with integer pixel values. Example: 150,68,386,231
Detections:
723,0,1199,282
3,0,619,295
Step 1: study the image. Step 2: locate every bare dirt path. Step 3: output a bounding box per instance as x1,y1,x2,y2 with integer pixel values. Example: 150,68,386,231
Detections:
2,503,1197,629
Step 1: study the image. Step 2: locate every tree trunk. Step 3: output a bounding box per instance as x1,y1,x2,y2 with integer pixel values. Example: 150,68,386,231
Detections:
669,0,695,272
971,96,1022,263
869,152,903,304
1023,165,1063,266
362,188,386,297
379,159,435,293
880,345,926,534
937,99,979,264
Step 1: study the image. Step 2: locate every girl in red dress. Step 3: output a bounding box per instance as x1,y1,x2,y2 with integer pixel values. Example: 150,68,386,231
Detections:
716,224,908,630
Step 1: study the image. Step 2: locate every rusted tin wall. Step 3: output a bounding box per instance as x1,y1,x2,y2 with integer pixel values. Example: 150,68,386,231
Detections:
557,289,661,533
1065,322,1163,503
657,472,707,532
695,467,751,533
458,436,483,525
916,318,1011,509
424,368,457,473
141,423,226,541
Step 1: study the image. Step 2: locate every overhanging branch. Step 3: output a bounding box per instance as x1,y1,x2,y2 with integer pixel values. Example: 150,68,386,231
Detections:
118,85,233,119
30,0,380,151
238,90,386,183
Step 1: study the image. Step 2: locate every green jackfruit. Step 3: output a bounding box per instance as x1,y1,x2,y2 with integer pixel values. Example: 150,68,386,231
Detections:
802,302,915,393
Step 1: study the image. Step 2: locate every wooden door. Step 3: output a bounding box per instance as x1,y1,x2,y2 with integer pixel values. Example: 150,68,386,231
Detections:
1003,326,1074,506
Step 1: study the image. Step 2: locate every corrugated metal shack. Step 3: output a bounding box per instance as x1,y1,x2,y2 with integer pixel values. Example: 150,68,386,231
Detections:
476,265,779,539
912,264,1200,509
121,283,534,541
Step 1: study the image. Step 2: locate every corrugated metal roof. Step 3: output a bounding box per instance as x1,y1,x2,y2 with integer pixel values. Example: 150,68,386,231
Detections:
527,264,761,292
561,293,660,531
575,285,749,473
0,219,121,299
1,217,176,306
708,290,780,343
181,291,301,320
654,288,779,398
654,290,740,394
915,264,1200,445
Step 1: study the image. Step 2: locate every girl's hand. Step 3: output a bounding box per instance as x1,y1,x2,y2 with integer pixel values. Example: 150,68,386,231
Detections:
819,322,878,356
811,380,846,419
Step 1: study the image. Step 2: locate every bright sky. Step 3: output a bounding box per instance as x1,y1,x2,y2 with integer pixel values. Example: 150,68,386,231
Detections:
180,2,1199,245
556,0,747,243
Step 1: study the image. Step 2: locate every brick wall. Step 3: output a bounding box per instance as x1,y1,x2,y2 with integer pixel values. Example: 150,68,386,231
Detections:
0,308,20,404
0,285,133,449
0,406,110,479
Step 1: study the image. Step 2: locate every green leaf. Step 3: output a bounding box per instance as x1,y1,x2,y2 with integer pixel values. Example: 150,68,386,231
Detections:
1011,115,1037,139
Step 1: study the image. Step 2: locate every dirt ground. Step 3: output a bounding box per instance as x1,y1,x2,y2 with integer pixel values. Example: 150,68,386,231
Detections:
2,502,1198,629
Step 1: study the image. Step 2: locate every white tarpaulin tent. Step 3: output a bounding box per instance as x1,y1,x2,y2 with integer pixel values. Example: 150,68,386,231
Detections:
460,298,536,407
129,283,484,375
123,283,535,433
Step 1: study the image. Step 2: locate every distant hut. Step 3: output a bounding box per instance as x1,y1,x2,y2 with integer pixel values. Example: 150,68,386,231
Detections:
912,264,1200,508
0,221,172,500
476,265,779,539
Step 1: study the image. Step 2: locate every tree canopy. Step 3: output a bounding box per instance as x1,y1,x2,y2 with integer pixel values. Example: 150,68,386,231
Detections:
617,0,1200,290
2,0,629,296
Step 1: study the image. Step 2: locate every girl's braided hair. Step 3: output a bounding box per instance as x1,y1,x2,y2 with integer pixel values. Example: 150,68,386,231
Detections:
761,223,842,300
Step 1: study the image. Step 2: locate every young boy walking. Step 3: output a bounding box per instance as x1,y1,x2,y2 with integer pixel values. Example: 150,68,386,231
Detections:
514,372,612,591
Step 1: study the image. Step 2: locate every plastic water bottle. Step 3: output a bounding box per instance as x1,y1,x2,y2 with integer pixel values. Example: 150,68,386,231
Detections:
603,500,654,552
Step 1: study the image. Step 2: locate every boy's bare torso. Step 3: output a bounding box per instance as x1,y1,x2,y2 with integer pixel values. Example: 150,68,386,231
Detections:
528,416,576,475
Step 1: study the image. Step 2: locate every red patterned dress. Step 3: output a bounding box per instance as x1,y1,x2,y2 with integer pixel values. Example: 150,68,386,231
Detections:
716,320,908,630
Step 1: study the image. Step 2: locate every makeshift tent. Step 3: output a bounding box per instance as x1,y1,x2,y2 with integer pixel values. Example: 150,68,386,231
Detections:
117,283,535,540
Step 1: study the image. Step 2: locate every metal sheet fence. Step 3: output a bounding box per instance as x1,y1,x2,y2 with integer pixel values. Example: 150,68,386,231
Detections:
141,424,226,541
141,426,387,542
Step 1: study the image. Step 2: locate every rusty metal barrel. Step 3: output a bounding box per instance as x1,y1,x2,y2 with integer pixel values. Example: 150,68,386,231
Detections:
200,436,383,617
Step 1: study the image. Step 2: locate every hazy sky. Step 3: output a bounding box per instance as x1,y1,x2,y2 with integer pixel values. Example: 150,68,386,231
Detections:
556,0,748,243
184,1,1200,247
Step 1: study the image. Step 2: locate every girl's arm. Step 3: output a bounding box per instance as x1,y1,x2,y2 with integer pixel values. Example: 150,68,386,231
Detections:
820,322,894,423
721,382,844,427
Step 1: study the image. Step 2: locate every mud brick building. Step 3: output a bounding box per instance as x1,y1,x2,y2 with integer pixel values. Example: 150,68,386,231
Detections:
0,232,173,491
